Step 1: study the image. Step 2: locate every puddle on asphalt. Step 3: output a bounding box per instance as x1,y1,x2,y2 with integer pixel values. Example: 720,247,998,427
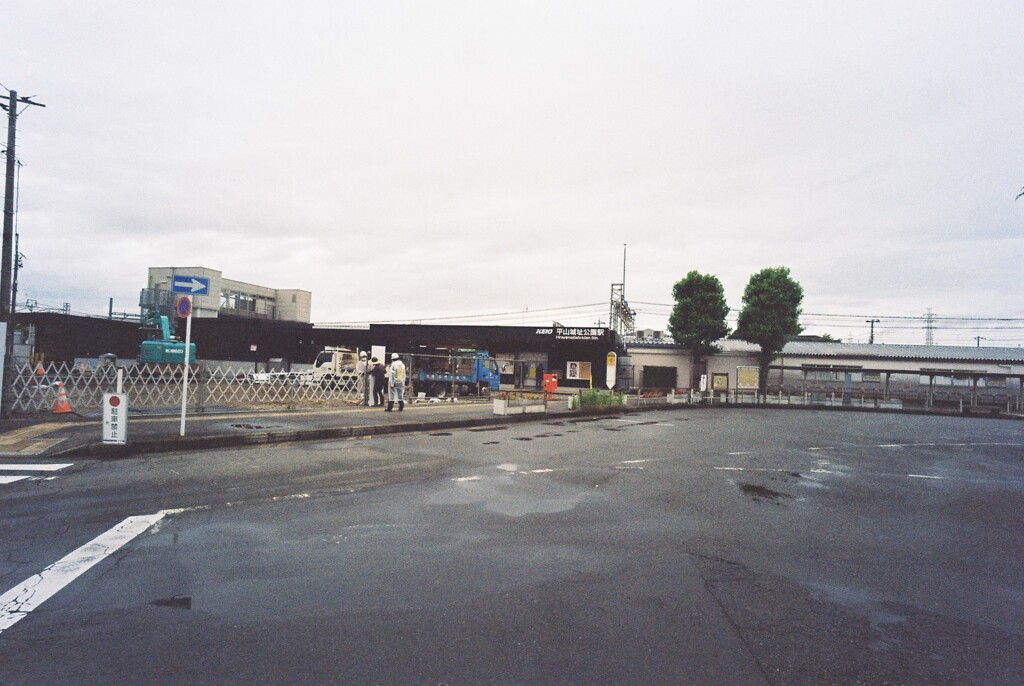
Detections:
430,469,586,516
429,432,453,437
806,582,907,650
468,426,507,433
513,437,533,441
482,441,501,445
738,483,794,504
231,423,278,430
150,595,192,610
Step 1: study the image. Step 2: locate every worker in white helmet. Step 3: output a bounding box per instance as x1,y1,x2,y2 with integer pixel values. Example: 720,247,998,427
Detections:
386,352,406,412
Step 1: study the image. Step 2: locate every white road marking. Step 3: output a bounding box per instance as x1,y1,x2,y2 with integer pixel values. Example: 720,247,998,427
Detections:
620,459,651,464
714,467,799,474
0,475,30,484
452,476,481,482
873,442,1019,449
727,451,753,456
613,419,675,427
807,447,836,451
0,463,73,472
270,493,310,502
908,474,943,480
0,513,165,634
527,468,554,474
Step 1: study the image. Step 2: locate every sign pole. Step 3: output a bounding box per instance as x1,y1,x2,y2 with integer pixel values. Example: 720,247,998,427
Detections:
178,296,192,436
102,367,129,446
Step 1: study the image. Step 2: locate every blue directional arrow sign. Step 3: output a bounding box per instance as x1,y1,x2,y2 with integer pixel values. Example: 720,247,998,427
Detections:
170,276,211,296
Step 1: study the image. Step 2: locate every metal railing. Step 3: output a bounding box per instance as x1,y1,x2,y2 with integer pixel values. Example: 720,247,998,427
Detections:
622,386,1022,415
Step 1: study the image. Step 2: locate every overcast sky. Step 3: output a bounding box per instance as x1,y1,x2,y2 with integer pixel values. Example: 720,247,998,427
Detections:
4,1,1023,345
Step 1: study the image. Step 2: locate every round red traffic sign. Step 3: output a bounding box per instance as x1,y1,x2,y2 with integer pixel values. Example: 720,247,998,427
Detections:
109,395,121,407
176,296,192,318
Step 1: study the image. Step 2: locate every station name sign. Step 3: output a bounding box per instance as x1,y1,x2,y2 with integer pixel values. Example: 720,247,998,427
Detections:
535,327,607,341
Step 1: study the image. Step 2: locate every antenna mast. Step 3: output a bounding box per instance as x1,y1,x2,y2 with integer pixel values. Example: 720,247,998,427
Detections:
609,244,635,337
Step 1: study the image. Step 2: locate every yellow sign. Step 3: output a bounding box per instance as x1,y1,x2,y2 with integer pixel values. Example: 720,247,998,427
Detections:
737,366,759,390
606,352,617,389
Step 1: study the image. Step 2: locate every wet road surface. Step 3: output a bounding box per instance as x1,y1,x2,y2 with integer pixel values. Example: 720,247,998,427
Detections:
1,409,1022,684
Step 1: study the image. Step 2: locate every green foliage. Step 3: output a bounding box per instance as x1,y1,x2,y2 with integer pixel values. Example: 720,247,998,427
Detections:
667,271,730,360
579,389,625,408
734,266,804,391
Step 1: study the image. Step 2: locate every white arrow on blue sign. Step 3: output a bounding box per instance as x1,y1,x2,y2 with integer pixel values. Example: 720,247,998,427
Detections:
170,276,211,295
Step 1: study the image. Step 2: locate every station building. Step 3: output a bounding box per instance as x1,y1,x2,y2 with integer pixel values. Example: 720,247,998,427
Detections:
12,313,622,390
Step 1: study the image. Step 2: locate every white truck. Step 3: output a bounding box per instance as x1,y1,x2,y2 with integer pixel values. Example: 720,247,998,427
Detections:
312,346,362,387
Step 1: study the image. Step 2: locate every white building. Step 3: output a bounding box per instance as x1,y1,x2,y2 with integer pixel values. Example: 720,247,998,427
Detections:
145,266,312,323
625,333,1024,406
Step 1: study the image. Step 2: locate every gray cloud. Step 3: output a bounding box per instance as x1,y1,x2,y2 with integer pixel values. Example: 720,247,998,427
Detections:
3,1,1022,342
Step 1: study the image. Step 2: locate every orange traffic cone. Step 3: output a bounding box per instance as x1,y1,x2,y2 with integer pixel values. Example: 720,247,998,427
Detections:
53,382,73,414
35,363,44,376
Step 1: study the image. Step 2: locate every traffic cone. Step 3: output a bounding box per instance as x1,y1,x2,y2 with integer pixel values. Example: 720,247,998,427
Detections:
53,382,73,414
35,363,44,376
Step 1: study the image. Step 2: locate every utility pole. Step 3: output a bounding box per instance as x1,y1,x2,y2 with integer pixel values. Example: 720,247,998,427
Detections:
975,336,985,348
866,319,880,344
2,90,19,320
1,88,45,417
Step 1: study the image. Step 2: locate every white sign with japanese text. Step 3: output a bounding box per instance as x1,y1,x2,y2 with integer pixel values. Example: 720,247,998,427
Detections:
102,393,128,445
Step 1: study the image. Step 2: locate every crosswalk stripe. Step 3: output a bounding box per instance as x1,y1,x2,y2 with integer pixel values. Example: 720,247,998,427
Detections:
0,463,73,472
0,513,166,634
0,475,30,484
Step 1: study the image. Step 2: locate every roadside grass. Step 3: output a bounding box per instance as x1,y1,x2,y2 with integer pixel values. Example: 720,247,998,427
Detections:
579,389,625,409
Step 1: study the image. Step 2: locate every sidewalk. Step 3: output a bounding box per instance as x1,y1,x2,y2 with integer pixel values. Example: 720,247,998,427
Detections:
0,396,624,460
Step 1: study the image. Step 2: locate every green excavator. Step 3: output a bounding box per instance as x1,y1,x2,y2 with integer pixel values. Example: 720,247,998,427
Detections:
138,309,197,364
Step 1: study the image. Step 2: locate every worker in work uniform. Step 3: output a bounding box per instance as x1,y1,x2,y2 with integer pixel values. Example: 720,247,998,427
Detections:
370,357,386,406
356,351,369,405
386,352,406,412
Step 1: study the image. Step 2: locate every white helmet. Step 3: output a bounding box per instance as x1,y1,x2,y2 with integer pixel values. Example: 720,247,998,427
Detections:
391,353,400,361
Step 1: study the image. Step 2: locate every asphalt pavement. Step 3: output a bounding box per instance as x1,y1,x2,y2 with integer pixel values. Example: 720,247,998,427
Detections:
2,393,1020,462
3,409,1021,683
0,394,617,460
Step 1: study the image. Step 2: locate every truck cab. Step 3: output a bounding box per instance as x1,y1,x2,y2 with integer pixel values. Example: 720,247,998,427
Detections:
312,347,360,387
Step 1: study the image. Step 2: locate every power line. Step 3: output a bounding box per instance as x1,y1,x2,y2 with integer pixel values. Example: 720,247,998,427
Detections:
316,302,607,327
633,301,1024,322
